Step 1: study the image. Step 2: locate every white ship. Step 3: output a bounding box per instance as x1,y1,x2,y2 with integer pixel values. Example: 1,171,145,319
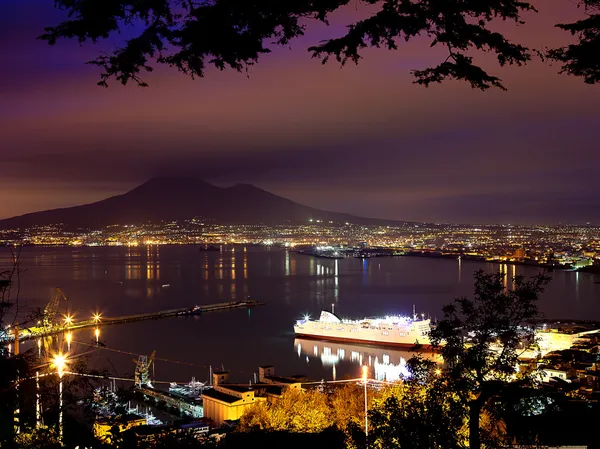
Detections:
294,310,432,348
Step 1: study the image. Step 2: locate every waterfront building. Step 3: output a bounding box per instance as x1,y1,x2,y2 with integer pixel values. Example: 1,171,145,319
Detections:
94,414,146,442
201,366,305,426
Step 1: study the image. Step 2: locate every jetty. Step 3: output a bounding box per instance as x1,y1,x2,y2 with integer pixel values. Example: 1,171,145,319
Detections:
8,300,264,342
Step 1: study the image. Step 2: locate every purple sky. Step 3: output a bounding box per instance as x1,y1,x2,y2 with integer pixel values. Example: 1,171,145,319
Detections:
1,0,598,224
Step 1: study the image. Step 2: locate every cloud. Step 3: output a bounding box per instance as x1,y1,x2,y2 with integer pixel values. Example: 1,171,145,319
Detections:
0,0,598,223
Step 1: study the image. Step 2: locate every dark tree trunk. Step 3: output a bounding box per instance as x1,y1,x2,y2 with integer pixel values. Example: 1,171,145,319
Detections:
469,399,482,449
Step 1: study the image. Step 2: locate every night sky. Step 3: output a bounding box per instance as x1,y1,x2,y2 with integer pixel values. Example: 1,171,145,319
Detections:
1,0,598,225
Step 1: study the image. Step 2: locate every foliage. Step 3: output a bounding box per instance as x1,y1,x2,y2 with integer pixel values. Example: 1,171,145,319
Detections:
152,431,218,449
240,388,334,433
426,269,550,449
41,0,542,90
0,249,21,346
14,426,62,449
0,250,28,446
366,380,467,449
547,0,600,84
329,383,368,433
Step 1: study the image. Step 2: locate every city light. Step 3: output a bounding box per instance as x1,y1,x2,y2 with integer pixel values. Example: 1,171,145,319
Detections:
51,352,68,443
435,368,442,376
51,352,68,377
63,314,73,326
93,313,102,323
2,220,598,271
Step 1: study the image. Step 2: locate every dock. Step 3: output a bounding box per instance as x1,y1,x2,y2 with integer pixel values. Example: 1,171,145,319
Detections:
137,387,204,418
10,300,264,341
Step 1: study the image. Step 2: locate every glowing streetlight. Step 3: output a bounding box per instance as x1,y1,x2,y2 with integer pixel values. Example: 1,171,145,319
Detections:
93,313,102,324
435,368,442,377
362,365,369,439
63,315,73,327
51,353,68,442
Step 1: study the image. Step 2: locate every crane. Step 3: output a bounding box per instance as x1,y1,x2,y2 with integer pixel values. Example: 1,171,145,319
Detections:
134,350,156,388
43,288,67,328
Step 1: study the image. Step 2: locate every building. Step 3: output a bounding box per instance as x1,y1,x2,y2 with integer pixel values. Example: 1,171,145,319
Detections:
94,414,146,442
201,366,306,427
540,368,570,384
202,371,268,426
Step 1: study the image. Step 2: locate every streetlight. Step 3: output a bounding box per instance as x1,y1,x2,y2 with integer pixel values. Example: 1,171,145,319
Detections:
63,314,73,327
92,313,101,324
362,365,369,439
51,352,68,442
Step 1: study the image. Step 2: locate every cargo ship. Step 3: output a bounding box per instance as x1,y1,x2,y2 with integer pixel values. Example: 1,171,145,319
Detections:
294,310,432,348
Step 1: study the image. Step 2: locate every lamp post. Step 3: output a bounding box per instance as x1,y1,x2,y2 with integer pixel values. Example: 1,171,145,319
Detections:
93,314,101,343
362,365,368,439
52,353,67,442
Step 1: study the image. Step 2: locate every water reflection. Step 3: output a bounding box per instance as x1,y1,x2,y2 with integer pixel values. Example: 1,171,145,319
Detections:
334,259,339,301
3,246,599,384
294,338,441,382
125,248,142,280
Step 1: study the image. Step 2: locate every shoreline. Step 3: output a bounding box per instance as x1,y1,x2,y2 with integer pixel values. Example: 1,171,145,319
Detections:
2,243,598,275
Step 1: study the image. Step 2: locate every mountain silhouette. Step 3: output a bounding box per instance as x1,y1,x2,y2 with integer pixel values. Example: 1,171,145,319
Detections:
0,178,401,230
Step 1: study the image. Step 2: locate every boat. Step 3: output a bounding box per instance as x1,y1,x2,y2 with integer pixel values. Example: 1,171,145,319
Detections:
169,377,209,398
199,245,220,252
294,310,432,348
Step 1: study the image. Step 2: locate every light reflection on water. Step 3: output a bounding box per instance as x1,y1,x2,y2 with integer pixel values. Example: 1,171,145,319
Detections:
295,338,441,382
2,246,599,385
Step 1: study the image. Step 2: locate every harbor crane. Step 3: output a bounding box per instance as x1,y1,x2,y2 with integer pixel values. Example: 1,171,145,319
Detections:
134,351,156,388
43,288,67,329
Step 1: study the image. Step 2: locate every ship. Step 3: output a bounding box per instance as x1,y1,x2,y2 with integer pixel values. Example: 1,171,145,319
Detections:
199,245,220,252
294,310,433,348
169,377,209,398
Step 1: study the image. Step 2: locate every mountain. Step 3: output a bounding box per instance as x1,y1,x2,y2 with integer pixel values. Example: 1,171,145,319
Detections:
0,178,400,230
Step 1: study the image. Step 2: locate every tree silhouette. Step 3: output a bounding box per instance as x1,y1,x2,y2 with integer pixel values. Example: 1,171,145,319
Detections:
40,0,541,90
547,0,600,84
428,270,550,449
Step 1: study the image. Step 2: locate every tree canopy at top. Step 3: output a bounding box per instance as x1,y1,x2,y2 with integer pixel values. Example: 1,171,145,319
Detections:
40,0,600,89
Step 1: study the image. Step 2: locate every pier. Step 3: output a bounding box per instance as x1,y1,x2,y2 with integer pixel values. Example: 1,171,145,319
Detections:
137,387,204,418
10,300,264,342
